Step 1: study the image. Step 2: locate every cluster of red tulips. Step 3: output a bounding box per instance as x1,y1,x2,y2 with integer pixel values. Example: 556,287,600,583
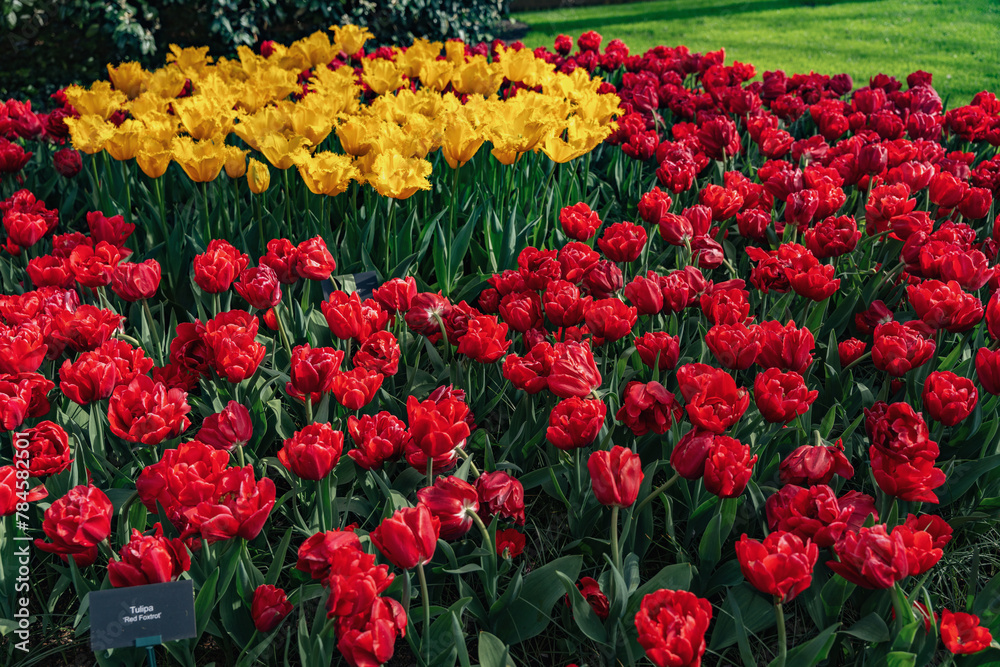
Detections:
3,25,1000,667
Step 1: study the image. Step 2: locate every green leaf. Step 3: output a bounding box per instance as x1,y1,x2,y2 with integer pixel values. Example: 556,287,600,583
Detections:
491,555,582,645
725,592,758,667
768,623,839,667
844,613,890,643
626,563,695,620
557,571,608,644
884,652,916,667
710,584,775,651
478,631,516,667
935,455,1000,505
194,569,219,642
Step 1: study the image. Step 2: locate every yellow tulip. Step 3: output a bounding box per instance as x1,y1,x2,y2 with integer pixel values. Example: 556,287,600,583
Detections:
247,158,271,193
418,59,454,92
165,44,213,76
257,133,311,170
65,115,116,154
440,114,484,169
170,136,227,182
135,136,173,179
330,24,373,56
444,41,466,65
291,100,335,146
336,117,375,157
105,119,144,161
224,146,249,178
362,59,404,96
281,31,335,71
107,62,148,99
540,118,607,164
367,150,432,199
395,38,443,78
173,95,236,141
63,82,126,121
142,65,188,99
233,106,293,150
451,57,504,97
295,151,358,196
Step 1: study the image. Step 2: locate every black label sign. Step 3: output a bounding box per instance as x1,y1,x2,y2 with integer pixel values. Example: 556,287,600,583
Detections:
89,580,196,651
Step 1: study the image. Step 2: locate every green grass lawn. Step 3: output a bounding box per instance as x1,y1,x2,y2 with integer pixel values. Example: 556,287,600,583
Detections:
513,0,1000,105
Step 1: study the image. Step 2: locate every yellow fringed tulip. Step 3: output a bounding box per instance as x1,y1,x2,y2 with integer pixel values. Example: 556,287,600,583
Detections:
247,158,271,193
170,136,227,182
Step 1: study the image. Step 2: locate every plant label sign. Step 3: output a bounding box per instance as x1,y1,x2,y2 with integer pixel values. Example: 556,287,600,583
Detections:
89,580,196,651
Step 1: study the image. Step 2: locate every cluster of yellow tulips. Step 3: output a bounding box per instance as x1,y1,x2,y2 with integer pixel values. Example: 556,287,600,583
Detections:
64,24,621,200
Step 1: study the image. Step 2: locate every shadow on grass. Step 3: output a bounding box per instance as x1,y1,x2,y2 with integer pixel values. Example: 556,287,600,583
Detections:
519,0,875,33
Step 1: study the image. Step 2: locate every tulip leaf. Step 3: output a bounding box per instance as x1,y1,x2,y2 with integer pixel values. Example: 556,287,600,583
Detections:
725,592,757,667
844,613,890,643
194,568,219,642
556,571,607,644
884,652,917,667
935,454,1000,506
767,622,839,667
709,583,775,651
490,555,582,645
478,631,516,667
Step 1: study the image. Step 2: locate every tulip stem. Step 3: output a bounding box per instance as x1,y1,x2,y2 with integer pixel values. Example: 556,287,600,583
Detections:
201,181,212,242
305,397,313,425
842,350,872,372
416,561,431,665
274,302,294,358
635,472,681,514
235,629,259,666
282,168,292,236
316,478,328,533
610,505,621,572
774,598,787,667
455,447,481,478
121,160,133,226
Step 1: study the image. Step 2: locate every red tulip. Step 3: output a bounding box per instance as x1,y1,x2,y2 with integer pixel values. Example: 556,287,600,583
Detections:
347,412,409,470
638,187,673,227
546,397,605,450
234,266,282,309
598,222,647,263
922,370,977,426
251,584,293,632
871,448,946,503
53,147,82,177
893,513,952,576
624,273,664,315
499,291,544,334
201,309,266,383
496,528,526,558
259,238,299,284
182,465,275,543
196,401,253,450
704,436,756,498
779,440,854,486
295,236,336,280
336,596,407,667
560,202,602,241
295,529,362,580
278,423,344,481
288,344,343,402
735,531,818,602
543,280,591,328
19,420,72,477
405,394,471,474
193,239,249,293
976,347,1000,395
827,524,910,589
765,484,852,548
331,367,383,411
567,577,609,620
475,471,525,525
615,381,683,436
107,375,191,445
634,589,713,667
34,485,112,566
705,323,759,370
753,367,818,423
416,476,479,540
941,610,993,654
373,277,417,315
370,504,440,569
86,210,134,247
908,280,983,333
59,339,152,405
547,341,601,399
755,320,814,374
457,315,510,363
588,445,643,508
109,260,161,301
324,545,394,619
872,321,936,376
108,523,191,588
634,331,680,371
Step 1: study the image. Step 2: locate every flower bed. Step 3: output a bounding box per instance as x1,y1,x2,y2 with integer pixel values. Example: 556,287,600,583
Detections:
2,24,1000,667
